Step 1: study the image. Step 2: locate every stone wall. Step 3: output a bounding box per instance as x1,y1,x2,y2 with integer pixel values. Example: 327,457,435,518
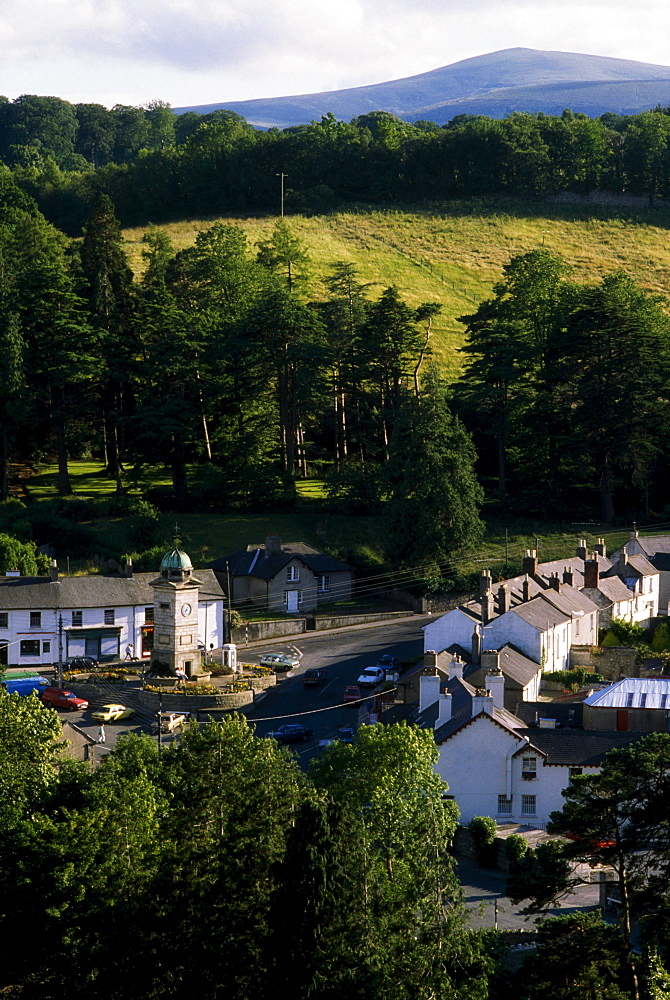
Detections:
570,645,638,680
136,688,254,713
231,619,307,643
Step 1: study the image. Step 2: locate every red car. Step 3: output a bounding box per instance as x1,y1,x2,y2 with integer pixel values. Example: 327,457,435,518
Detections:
343,684,362,705
41,687,89,711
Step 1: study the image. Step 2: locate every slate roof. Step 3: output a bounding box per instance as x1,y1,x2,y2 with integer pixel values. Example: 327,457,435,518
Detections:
606,552,657,579
511,596,570,631
210,541,353,580
586,576,635,604
513,699,584,728
416,673,526,744
0,570,224,610
496,644,543,688
537,584,599,619
583,677,670,709
518,729,645,766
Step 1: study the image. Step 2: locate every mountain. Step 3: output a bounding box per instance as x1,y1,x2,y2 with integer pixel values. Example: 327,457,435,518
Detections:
174,48,670,129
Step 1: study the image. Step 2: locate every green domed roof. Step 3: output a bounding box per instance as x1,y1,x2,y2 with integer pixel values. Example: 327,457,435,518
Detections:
160,547,193,573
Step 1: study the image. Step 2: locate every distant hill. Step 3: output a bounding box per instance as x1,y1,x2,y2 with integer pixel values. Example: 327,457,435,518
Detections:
175,48,670,129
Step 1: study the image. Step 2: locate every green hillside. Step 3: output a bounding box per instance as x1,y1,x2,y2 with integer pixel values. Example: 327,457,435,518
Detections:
123,201,670,378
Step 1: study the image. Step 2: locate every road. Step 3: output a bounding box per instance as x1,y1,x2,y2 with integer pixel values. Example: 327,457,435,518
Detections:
242,616,428,754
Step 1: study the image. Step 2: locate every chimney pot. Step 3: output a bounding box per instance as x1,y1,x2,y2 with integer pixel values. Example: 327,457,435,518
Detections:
480,568,493,597
562,566,574,586
576,538,587,561
522,549,538,576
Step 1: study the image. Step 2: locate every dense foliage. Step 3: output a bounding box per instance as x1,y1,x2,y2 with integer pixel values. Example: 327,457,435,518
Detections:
0,703,493,999
3,99,670,229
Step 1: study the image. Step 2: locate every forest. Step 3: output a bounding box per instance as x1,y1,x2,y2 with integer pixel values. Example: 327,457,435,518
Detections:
2,96,670,231
2,152,670,581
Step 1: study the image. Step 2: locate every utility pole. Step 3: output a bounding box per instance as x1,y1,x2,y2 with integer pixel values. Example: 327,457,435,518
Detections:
225,561,232,643
276,172,287,217
58,614,63,688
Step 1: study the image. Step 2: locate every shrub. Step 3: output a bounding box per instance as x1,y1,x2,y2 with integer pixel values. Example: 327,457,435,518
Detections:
505,833,529,863
652,622,670,653
469,815,498,867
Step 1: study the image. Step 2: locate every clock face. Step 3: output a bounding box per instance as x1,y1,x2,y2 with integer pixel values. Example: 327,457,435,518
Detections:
181,603,192,617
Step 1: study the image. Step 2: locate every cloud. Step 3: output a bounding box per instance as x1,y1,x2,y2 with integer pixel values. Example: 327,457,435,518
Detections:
2,0,670,107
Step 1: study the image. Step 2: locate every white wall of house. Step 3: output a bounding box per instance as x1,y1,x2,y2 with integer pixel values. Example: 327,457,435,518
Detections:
434,717,599,827
485,610,571,673
423,608,478,655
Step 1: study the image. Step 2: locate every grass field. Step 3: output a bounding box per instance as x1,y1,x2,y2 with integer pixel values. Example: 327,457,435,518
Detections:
123,200,670,379
22,461,651,578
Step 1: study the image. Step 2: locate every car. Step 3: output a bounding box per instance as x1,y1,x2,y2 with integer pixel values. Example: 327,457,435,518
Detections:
67,656,99,671
91,703,134,723
356,666,385,687
375,654,399,671
40,687,89,711
259,652,301,672
343,684,362,704
302,668,328,686
338,727,355,743
266,723,314,744
155,711,189,733
317,739,336,752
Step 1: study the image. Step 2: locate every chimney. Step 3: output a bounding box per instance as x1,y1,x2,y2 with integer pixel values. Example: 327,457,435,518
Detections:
124,558,133,579
576,538,587,561
424,650,438,669
50,559,58,583
522,549,538,576
584,555,599,590
265,535,282,557
449,655,465,680
594,538,607,558
522,575,532,602
631,522,639,540
480,568,493,597
481,589,494,625
548,573,560,592
481,649,500,673
437,692,452,728
562,566,574,586
472,687,494,717
485,669,505,710
419,671,441,713
471,628,482,665
497,584,509,615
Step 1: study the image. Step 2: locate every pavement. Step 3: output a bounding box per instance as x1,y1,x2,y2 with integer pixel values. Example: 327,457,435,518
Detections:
456,854,602,931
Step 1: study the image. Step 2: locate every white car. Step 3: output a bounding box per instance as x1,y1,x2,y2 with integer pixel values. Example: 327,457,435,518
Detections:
356,666,385,687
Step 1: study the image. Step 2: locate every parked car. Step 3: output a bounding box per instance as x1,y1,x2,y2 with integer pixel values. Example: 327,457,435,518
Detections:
318,739,336,752
67,656,99,671
343,684,362,704
91,703,134,723
3,675,49,697
40,687,89,711
338,727,355,743
375,654,399,671
266,723,314,744
302,668,328,686
259,652,300,672
356,666,385,687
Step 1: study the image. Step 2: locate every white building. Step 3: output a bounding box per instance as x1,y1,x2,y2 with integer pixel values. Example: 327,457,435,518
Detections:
0,555,225,670
418,666,645,827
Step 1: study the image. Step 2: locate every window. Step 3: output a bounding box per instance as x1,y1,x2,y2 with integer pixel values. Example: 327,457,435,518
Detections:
639,693,647,708
318,574,330,592
29,612,41,629
569,767,583,779
287,565,299,582
145,606,154,623
160,603,169,610
626,692,634,708
42,641,50,654
71,610,82,627
497,795,513,815
104,609,115,625
522,757,537,780
0,613,7,629
20,640,40,657
521,795,536,816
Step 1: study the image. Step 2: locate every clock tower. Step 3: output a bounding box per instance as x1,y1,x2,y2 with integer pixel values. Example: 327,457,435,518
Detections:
151,544,201,677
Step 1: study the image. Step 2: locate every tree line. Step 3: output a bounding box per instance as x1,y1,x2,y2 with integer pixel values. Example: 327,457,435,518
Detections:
4,97,670,230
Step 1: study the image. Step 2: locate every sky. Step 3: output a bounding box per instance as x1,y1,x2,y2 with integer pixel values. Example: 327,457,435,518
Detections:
2,0,670,110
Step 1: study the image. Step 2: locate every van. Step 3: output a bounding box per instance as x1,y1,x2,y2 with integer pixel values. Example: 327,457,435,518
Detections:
3,675,49,696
